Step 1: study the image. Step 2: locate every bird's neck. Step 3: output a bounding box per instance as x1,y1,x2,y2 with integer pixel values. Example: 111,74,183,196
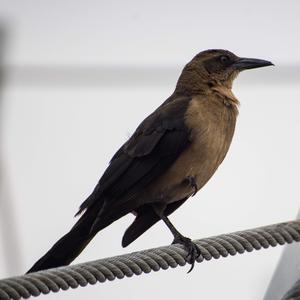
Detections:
210,85,240,108
174,68,239,108
174,67,208,96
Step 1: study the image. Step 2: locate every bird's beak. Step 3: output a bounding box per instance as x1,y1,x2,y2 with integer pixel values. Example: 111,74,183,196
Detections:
233,57,274,71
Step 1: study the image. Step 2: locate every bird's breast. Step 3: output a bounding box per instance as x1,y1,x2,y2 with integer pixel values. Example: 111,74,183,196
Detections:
145,95,238,204
184,97,237,186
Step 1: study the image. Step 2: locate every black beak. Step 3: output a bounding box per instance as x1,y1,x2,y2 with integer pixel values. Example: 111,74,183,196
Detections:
233,57,274,71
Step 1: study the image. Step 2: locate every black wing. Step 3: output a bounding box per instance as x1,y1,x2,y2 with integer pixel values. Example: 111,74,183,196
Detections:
77,96,192,231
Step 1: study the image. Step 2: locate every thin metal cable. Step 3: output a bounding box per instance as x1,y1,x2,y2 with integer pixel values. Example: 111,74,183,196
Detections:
1,220,300,300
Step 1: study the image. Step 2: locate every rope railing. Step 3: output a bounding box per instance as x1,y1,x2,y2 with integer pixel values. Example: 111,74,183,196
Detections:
1,220,300,300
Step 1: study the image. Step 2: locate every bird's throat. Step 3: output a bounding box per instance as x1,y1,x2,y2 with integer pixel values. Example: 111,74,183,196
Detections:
211,85,240,108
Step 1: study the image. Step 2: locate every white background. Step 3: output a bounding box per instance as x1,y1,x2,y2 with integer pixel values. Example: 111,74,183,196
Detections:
1,1,300,299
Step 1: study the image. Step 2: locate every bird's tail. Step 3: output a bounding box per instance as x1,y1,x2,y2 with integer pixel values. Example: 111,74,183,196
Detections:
27,195,136,274
27,209,97,273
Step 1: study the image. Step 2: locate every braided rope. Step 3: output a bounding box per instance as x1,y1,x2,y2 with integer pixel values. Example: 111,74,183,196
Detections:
1,220,300,300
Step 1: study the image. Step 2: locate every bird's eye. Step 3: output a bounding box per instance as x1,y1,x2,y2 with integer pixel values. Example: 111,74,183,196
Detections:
220,55,230,63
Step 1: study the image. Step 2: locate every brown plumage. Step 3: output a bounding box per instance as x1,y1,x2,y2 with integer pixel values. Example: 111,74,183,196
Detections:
27,49,273,273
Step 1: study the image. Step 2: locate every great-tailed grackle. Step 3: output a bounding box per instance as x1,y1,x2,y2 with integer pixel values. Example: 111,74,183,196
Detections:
27,49,273,273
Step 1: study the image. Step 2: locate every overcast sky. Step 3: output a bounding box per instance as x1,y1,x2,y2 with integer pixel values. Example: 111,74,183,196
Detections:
0,0,300,66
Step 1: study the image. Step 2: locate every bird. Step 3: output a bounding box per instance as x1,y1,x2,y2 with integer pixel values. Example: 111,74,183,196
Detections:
27,49,273,273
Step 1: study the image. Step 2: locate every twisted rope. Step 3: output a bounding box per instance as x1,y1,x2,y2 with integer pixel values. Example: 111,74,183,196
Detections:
1,220,300,300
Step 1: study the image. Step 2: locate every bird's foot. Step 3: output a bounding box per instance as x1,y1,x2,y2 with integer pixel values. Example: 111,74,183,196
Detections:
184,176,198,196
172,234,201,273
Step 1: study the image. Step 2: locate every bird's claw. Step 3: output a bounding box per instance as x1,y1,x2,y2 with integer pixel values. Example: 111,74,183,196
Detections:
172,235,201,273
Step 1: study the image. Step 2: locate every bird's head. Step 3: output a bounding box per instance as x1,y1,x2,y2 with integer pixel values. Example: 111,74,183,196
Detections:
176,49,273,94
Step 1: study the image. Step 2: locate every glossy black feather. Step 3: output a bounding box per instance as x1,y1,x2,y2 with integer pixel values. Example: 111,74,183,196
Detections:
90,97,192,232
28,96,192,273
77,96,191,217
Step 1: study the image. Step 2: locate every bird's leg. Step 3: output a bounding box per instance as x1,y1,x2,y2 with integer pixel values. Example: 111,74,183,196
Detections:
160,214,201,273
184,176,198,196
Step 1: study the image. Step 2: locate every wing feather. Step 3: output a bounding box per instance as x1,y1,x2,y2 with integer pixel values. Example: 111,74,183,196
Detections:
77,97,192,222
